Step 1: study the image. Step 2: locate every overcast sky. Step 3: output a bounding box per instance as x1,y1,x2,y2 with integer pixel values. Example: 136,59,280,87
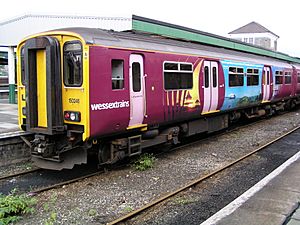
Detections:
1,0,299,57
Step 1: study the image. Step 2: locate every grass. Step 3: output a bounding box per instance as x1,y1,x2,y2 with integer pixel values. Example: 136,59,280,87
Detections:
88,208,97,217
42,193,59,225
132,153,156,171
0,190,37,225
123,206,133,213
44,211,57,225
173,197,195,205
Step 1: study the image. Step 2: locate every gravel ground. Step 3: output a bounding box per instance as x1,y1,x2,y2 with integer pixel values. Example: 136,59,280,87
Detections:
0,160,35,178
8,110,300,224
128,129,300,224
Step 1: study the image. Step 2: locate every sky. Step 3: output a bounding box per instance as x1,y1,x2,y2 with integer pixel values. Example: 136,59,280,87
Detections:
1,0,300,56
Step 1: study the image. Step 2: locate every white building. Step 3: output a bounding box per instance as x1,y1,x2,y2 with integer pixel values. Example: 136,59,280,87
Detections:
0,14,132,102
0,14,132,47
228,21,279,51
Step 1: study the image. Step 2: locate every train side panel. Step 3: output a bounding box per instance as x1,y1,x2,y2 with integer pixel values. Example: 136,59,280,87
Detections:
271,65,294,101
89,46,131,137
220,60,263,111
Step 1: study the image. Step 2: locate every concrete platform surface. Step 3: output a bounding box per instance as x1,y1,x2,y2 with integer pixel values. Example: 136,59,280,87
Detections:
0,103,19,133
202,151,300,225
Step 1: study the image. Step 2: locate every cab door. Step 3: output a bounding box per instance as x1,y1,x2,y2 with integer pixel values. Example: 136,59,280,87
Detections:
128,54,146,127
24,36,63,134
202,61,219,114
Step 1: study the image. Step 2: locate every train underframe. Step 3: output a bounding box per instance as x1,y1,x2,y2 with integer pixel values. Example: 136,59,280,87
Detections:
27,97,300,170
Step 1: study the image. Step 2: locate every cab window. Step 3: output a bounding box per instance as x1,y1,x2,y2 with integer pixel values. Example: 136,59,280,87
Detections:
63,41,82,86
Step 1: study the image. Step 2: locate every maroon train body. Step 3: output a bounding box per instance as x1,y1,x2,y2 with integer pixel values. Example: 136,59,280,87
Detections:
18,27,300,170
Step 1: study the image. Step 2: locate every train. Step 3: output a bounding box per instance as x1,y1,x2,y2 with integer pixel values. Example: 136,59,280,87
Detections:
17,20,300,170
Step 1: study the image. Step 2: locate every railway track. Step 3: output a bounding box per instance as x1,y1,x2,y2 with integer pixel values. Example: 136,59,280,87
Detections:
107,125,300,225
0,116,265,193
0,110,298,224
0,168,41,181
0,112,295,197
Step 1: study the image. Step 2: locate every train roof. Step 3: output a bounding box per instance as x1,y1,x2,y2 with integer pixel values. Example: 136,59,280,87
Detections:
20,15,300,65
46,27,297,69
131,15,298,63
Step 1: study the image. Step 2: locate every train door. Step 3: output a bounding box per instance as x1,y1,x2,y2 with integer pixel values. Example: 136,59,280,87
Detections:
24,36,63,134
129,54,146,127
262,67,271,102
202,61,219,114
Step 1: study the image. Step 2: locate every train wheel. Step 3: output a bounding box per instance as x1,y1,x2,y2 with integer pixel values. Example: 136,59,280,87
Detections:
98,143,111,164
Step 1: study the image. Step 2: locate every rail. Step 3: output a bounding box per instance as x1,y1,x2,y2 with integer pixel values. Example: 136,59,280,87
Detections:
107,125,300,224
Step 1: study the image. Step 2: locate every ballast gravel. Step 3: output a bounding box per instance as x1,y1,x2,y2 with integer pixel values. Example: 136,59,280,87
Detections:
12,110,300,224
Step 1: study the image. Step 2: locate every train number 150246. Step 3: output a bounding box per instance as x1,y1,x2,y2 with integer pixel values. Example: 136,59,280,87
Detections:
69,98,80,104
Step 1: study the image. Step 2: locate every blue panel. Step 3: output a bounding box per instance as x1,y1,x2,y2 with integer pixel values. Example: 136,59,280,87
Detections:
221,60,263,111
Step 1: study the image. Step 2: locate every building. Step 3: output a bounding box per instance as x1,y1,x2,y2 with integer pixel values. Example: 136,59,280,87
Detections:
228,21,279,51
0,14,132,103
0,49,8,89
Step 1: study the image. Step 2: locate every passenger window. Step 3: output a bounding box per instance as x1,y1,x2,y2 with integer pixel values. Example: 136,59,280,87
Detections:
285,72,292,84
132,62,141,92
63,42,82,86
112,60,124,90
164,62,193,90
229,67,244,87
275,71,283,84
246,68,259,86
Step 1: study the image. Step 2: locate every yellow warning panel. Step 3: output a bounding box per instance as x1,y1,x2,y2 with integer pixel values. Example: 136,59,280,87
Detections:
36,50,48,127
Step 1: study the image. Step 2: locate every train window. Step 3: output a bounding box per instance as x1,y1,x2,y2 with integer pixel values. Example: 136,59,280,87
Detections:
164,62,193,90
298,72,300,83
229,67,244,87
246,68,259,86
275,71,283,84
20,47,25,85
132,62,141,92
212,67,217,88
164,63,178,70
180,64,192,71
204,66,209,88
112,60,124,90
284,72,292,84
63,42,82,87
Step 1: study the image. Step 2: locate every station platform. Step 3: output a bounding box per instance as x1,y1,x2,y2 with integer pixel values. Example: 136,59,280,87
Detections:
0,102,19,133
202,151,300,225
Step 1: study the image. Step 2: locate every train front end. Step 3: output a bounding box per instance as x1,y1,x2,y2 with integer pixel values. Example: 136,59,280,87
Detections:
17,31,90,170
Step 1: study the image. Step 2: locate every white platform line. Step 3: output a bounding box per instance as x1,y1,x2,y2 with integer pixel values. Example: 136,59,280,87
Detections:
200,150,300,225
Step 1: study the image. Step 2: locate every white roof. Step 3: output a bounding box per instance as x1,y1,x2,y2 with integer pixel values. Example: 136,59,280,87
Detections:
0,14,132,47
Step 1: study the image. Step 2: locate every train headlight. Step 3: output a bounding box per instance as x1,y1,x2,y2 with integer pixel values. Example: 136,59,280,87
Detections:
70,112,76,121
64,111,81,122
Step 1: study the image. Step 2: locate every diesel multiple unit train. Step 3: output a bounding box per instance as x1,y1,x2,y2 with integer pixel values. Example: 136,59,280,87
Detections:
17,18,300,170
